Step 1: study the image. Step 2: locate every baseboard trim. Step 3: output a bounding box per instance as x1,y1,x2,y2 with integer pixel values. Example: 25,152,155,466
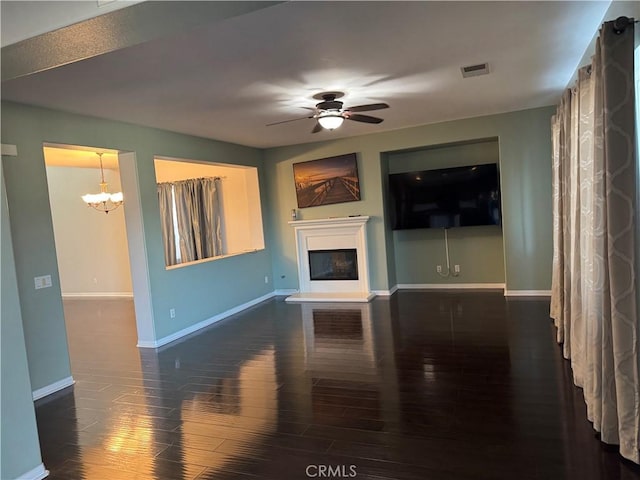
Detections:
504,290,551,297
372,285,399,296
15,463,49,480
139,292,276,349
397,283,505,290
62,292,134,299
32,376,75,401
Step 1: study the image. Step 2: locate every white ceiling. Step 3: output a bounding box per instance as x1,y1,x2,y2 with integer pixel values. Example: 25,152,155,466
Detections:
1,1,615,149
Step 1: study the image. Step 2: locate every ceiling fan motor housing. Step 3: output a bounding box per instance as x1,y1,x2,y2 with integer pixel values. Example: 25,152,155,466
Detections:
316,100,343,111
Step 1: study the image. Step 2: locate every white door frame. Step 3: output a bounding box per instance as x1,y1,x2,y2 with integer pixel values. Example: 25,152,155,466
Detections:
118,152,155,346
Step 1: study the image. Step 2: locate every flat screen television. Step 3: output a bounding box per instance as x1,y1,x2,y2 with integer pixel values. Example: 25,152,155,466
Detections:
388,163,501,230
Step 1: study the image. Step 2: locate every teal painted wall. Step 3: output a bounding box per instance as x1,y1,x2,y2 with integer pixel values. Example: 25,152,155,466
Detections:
1,161,44,479
387,139,499,173
1,107,72,392
387,139,505,285
265,141,390,291
379,153,397,289
1,100,554,399
265,106,554,292
1,102,273,389
393,226,504,285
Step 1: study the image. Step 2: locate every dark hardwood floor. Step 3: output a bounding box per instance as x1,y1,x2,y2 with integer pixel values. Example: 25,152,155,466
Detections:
35,292,640,479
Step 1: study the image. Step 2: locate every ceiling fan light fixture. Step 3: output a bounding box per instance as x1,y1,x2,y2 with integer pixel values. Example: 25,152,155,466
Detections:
265,92,388,133
317,112,344,130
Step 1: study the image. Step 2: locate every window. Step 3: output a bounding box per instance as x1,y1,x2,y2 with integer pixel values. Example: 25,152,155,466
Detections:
154,157,265,268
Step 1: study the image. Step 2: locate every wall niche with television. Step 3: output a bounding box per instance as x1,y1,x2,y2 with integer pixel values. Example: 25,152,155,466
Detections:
385,138,505,286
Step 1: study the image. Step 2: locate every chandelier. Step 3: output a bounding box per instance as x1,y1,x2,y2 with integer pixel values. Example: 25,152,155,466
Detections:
81,153,123,214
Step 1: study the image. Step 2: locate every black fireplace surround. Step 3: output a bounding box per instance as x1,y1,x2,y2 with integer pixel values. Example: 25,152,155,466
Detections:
308,249,358,281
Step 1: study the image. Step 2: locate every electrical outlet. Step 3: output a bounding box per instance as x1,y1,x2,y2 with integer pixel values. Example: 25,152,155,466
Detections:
454,265,460,273
169,308,176,319
264,275,269,284
436,265,442,273
34,275,52,290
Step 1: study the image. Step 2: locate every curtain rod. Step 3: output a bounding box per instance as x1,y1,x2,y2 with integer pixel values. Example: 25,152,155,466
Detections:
612,16,637,35
157,176,225,185
177,176,225,180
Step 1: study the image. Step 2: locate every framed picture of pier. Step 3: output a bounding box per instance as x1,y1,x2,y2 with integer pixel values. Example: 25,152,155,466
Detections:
293,153,361,208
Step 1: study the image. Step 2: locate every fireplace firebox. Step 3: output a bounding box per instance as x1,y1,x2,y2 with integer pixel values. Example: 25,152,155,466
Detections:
309,249,358,281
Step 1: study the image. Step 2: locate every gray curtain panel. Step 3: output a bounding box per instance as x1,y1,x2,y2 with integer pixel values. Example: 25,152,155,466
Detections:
157,182,177,266
174,180,197,263
599,20,639,463
162,177,223,265
199,177,222,258
550,19,638,464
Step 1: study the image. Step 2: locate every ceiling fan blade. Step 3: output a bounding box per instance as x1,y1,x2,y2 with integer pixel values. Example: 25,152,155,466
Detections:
346,113,384,124
311,122,323,133
346,103,389,113
266,115,313,126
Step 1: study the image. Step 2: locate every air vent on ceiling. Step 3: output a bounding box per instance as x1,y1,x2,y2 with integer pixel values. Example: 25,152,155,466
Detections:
461,63,490,78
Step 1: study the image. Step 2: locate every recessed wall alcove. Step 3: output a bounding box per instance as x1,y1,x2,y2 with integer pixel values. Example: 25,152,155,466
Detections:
153,156,265,268
383,137,505,289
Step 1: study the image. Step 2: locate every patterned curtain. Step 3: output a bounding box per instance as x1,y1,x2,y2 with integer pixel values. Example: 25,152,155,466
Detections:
158,177,223,266
550,19,639,464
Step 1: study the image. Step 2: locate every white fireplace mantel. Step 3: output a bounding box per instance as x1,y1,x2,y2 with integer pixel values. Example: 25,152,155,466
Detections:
286,216,375,303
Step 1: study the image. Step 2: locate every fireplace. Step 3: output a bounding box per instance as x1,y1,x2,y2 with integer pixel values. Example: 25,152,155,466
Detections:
309,249,358,281
287,216,374,302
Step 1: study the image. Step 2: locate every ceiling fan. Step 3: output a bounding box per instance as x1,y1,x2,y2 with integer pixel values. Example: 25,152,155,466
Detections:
267,92,389,133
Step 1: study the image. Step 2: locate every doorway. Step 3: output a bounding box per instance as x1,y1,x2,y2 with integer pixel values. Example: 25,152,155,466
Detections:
42,144,153,367
44,145,133,298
